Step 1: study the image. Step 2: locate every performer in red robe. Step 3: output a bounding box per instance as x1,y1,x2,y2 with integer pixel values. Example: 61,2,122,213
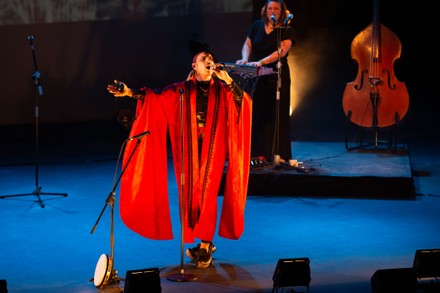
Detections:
107,36,252,269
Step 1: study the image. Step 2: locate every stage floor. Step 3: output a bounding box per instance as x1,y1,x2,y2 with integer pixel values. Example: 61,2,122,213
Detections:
0,136,439,293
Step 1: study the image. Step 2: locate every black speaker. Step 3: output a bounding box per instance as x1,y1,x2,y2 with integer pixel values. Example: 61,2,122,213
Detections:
413,248,440,279
0,279,7,293
124,268,161,293
272,258,311,291
371,268,417,293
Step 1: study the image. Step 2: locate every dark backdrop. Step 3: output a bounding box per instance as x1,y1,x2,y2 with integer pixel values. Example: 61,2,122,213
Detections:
0,0,436,144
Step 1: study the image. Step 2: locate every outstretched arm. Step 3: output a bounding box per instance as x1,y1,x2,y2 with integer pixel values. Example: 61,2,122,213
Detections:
107,80,145,100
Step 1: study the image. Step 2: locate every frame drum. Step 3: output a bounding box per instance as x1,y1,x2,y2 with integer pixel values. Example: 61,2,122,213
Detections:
94,253,113,287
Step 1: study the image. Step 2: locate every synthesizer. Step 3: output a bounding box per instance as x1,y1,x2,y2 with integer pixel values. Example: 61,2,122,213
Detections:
219,62,276,79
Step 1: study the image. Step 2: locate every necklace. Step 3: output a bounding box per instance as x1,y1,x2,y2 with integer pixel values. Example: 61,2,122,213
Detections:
197,81,210,94
199,86,209,93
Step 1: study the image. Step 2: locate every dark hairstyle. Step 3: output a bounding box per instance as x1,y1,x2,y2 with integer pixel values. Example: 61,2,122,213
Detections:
188,33,218,63
261,0,290,24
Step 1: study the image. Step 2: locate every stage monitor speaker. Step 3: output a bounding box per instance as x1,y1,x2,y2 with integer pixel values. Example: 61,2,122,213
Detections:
413,248,440,279
124,267,161,293
371,268,417,293
0,279,7,293
272,257,311,292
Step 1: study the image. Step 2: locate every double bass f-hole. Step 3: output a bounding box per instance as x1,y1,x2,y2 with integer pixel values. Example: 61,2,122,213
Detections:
381,69,396,90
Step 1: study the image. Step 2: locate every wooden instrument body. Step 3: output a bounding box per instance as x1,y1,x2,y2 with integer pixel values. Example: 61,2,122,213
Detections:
342,8,409,129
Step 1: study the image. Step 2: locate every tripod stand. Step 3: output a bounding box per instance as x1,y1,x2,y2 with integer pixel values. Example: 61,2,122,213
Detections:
0,35,67,208
90,130,150,288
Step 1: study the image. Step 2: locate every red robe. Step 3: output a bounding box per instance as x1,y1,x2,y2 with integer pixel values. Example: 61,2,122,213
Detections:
119,77,252,243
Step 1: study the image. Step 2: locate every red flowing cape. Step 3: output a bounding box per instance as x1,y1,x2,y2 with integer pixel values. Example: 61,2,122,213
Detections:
119,77,252,242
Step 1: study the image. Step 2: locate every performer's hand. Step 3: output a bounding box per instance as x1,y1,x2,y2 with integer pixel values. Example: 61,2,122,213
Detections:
245,61,260,67
213,68,233,85
236,59,247,65
107,80,130,97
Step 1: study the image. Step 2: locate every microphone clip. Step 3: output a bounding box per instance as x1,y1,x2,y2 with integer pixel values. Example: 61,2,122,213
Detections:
127,130,150,141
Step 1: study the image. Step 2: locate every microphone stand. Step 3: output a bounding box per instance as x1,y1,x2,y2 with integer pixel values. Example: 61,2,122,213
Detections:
167,88,197,282
272,23,283,166
90,133,148,288
0,35,68,207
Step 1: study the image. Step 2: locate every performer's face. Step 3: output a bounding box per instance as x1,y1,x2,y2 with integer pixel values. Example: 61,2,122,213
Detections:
266,1,281,22
192,52,214,81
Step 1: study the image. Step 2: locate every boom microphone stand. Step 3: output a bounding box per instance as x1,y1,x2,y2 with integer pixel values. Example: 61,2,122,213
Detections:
0,35,67,208
90,130,150,288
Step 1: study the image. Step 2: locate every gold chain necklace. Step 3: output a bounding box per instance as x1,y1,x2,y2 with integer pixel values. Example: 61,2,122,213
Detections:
198,83,209,93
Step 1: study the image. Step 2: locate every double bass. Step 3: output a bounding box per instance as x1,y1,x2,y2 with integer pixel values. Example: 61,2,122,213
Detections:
342,0,409,134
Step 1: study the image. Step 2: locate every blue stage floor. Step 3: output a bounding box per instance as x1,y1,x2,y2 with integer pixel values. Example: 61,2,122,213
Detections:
0,134,439,292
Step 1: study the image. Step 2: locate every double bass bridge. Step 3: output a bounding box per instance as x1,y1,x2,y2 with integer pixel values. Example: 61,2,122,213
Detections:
368,76,382,86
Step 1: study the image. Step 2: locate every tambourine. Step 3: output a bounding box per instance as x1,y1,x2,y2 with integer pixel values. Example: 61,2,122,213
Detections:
93,253,113,287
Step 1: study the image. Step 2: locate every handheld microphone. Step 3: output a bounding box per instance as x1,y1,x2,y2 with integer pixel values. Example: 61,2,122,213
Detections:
215,64,225,70
270,14,278,24
206,64,225,71
116,81,124,92
127,130,150,141
284,14,294,25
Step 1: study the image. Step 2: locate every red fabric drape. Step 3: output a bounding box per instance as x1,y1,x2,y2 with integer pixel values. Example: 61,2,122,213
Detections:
119,77,252,243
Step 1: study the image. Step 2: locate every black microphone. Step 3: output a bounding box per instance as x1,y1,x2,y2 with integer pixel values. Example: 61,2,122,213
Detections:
284,14,294,25
27,35,35,44
28,35,36,51
206,64,225,70
128,130,150,141
270,14,277,24
116,81,124,92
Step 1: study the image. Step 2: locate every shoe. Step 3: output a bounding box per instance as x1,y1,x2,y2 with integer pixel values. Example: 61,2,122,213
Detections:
250,157,269,169
185,242,216,260
196,248,213,269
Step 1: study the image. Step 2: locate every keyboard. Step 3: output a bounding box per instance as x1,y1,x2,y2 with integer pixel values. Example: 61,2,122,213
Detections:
219,62,276,79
